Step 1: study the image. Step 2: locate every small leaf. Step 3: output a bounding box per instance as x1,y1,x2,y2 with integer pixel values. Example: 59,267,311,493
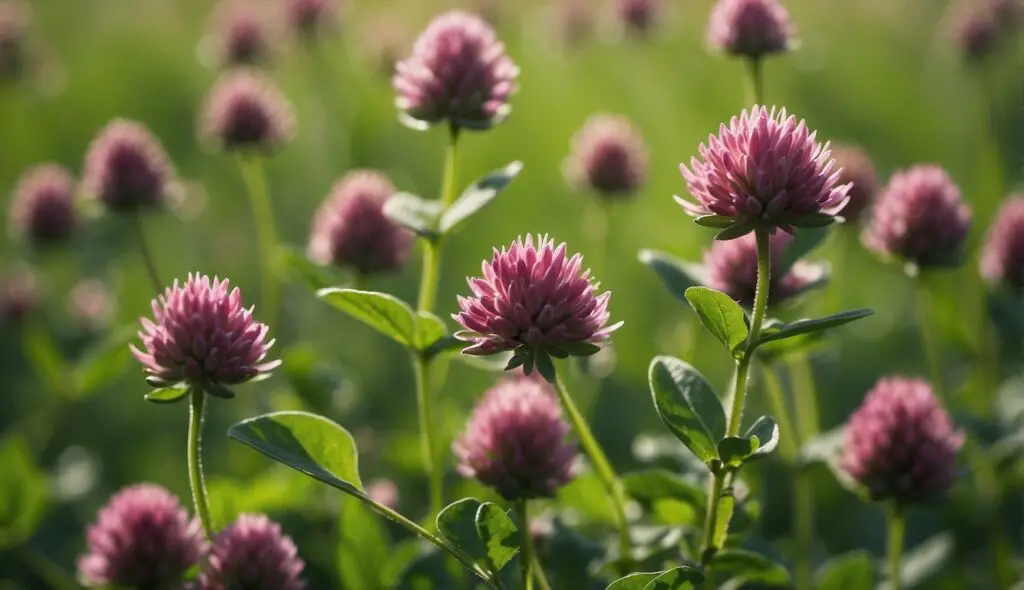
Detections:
439,161,523,234
437,498,519,575
607,572,662,590
714,221,754,241
535,351,556,384
276,244,352,292
474,503,520,573
744,416,780,462
717,437,758,468
383,192,442,240
71,324,135,397
203,380,236,399
754,309,874,350
144,384,191,404
0,436,48,549
711,548,790,587
637,250,708,304
414,311,448,352
648,356,726,464
694,215,735,228
815,551,876,590
684,287,749,357
645,567,705,589
560,341,602,356
795,427,844,468
790,212,840,228
318,289,417,348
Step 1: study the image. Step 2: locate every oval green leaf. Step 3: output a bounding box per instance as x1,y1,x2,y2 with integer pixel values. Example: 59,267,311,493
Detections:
637,249,708,304
753,309,874,350
744,416,780,462
439,161,523,234
383,192,442,240
648,356,726,465
717,436,758,468
684,287,749,358
144,384,191,404
645,566,705,589
317,289,417,348
710,549,791,587
474,502,520,573
414,311,448,353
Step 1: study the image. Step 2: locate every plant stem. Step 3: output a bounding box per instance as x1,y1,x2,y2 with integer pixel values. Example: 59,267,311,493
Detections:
188,387,214,538
887,503,906,590
745,57,764,105
793,474,815,590
553,372,632,565
130,210,162,292
416,126,461,313
914,277,944,402
760,366,797,459
703,226,772,562
238,155,280,329
413,354,442,517
517,499,534,590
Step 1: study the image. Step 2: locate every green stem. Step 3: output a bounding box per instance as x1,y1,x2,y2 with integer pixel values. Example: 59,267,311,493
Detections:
553,372,632,565
790,355,820,441
413,354,443,517
531,546,553,590
760,366,797,459
517,499,534,590
238,155,280,329
745,58,764,106
131,210,163,293
704,226,772,562
915,277,944,402
793,474,815,590
416,126,461,313
887,504,906,590
188,387,214,538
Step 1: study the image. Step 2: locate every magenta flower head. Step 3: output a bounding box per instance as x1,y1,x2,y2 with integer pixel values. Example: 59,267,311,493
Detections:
131,273,280,394
307,170,412,276
77,483,206,589
0,264,37,326
981,195,1024,291
617,0,658,34
211,0,275,67
707,0,795,60
393,11,519,131
83,119,173,213
454,235,623,379
200,513,305,590
200,69,295,154
841,377,963,503
950,0,1020,60
704,231,826,307
830,144,879,222
454,376,577,500
9,164,77,247
862,165,971,270
564,114,648,199
678,106,851,238
283,0,336,40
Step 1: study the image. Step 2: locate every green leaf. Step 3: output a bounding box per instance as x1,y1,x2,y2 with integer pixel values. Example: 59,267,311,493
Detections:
317,289,417,348
607,572,662,590
684,287,748,357
383,192,442,240
754,309,874,350
756,329,828,364
474,502,520,573
717,437,758,468
693,215,735,228
637,249,708,304
144,383,191,404
648,356,726,465
711,549,790,588
436,498,519,576
338,497,389,590
815,551,876,590
0,436,48,548
276,244,352,292
439,161,523,234
71,324,135,397
645,567,705,589
714,221,754,241
414,311,448,352
790,212,839,228
895,533,953,588
744,416,780,462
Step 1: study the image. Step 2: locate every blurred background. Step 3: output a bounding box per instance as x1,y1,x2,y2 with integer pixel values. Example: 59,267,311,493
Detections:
0,0,1021,587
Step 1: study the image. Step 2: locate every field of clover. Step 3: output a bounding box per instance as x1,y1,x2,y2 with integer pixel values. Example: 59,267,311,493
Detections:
0,0,1022,589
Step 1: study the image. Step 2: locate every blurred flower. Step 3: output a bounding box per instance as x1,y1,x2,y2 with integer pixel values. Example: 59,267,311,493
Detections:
617,0,658,35
981,195,1024,291
704,231,825,307
366,478,399,509
307,170,412,276
564,114,648,199
0,1,28,81
77,483,206,589
211,0,275,67
9,163,77,247
0,264,36,325
454,235,622,359
201,513,305,590
841,377,963,502
454,376,577,500
707,0,795,59
283,0,337,41
83,119,173,213
950,0,1020,59
360,15,408,76
554,0,594,48
678,106,850,236
131,273,280,389
862,165,970,269
830,144,879,222
393,11,519,131
67,279,115,331
200,68,295,153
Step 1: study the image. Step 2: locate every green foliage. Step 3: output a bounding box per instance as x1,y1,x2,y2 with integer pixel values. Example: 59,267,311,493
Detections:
606,566,704,590
143,382,190,404
436,498,519,578
708,549,791,588
0,436,48,549
684,287,749,358
753,309,875,350
439,161,524,234
815,551,877,589
648,356,726,466
382,192,444,241
318,289,419,348
70,324,135,397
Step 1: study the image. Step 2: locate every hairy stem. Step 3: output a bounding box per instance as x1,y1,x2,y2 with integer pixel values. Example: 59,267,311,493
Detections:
745,57,764,106
413,354,442,517
887,503,906,590
238,155,280,329
915,277,944,401
517,499,534,590
416,126,461,313
188,387,214,538
131,210,162,292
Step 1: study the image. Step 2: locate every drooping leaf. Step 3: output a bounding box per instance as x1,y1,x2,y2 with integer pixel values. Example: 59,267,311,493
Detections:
436,498,519,576
693,215,735,228
71,324,135,397
717,437,758,468
338,497,390,590
753,310,874,350
711,548,791,588
276,244,353,292
648,356,726,465
0,436,48,549
685,287,749,358
383,192,443,240
474,502,520,573
815,551,876,590
637,249,708,303
317,289,417,348
439,161,523,234
144,383,191,404
744,416,780,462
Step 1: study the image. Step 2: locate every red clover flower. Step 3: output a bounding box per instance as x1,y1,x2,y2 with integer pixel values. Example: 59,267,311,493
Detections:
283,0,336,40
564,114,648,199
0,264,36,325
830,144,879,222
83,119,173,213
200,513,305,590
454,376,577,500
9,163,77,246
617,0,658,35
704,231,825,307
707,0,795,59
200,69,295,154
981,195,1024,291
211,0,275,67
